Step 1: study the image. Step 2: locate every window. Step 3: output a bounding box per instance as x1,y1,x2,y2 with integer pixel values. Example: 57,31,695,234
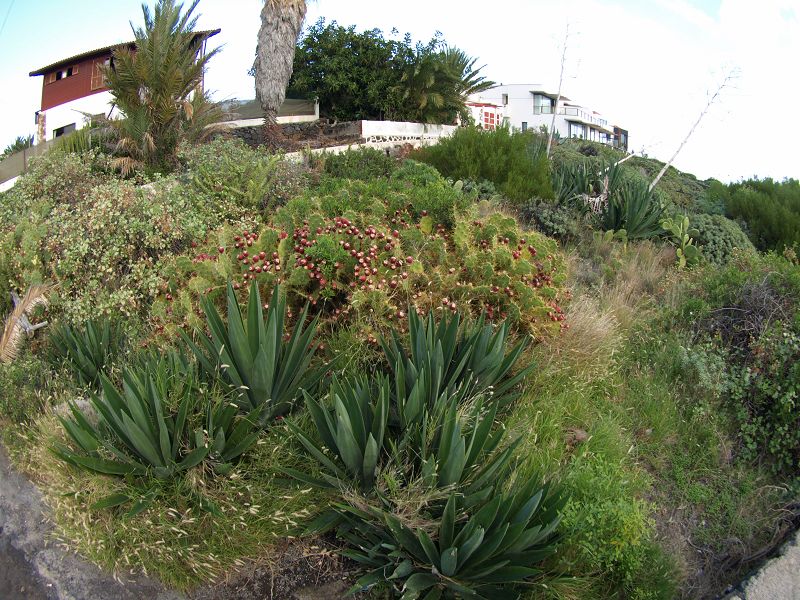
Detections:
483,110,496,130
569,123,585,139
533,94,554,115
501,93,508,105
53,123,76,138
48,65,78,83
91,58,110,90
521,122,528,132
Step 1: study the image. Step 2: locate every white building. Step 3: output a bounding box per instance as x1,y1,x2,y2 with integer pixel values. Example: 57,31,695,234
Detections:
469,84,628,150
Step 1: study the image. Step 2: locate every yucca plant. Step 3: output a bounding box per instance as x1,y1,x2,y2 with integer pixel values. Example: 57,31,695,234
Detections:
182,281,324,423
48,318,122,387
286,374,390,491
600,180,666,240
53,369,208,479
341,479,564,600
381,311,533,415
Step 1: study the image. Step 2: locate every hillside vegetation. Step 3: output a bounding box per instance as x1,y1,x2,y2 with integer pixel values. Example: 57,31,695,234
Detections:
0,128,797,600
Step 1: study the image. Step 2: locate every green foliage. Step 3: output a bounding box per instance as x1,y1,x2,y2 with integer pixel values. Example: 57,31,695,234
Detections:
382,311,533,411
287,374,389,490
47,319,123,388
158,174,566,341
728,325,800,474
691,213,755,266
520,201,581,242
1,134,34,159
323,147,397,180
723,178,800,251
181,282,323,423
101,0,222,174
0,177,211,322
660,215,701,268
288,19,492,124
416,127,554,203
287,18,412,121
342,481,563,600
600,181,666,240
188,138,283,211
53,369,209,479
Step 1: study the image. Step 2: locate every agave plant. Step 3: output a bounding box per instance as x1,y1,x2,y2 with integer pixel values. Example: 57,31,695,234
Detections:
205,398,263,475
182,282,323,423
600,180,665,240
416,396,519,495
341,479,564,600
48,318,122,387
53,369,208,478
381,311,533,416
286,374,390,491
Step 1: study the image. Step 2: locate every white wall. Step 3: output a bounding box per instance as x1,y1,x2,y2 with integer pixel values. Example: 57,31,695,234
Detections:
360,120,457,140
41,91,117,141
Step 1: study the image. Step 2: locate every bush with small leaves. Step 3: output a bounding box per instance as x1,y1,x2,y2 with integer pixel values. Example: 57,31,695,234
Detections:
323,147,397,180
691,213,755,266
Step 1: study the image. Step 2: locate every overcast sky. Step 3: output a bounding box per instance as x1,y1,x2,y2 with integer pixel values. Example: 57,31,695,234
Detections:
0,0,797,182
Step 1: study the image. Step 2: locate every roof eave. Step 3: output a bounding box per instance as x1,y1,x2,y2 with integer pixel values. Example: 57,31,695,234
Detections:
28,29,220,77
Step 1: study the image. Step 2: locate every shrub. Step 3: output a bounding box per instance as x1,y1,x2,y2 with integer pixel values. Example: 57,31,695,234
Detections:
691,213,755,266
724,179,800,251
600,180,666,240
341,482,564,599
0,177,215,323
323,147,397,180
727,325,800,474
415,126,555,203
181,137,309,218
520,200,581,242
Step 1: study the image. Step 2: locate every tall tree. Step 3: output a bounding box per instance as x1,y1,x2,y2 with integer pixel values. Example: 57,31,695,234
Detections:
103,0,221,175
254,0,307,133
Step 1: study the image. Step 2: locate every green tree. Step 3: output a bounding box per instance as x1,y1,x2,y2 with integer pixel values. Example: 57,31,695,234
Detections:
287,19,411,121
102,0,222,175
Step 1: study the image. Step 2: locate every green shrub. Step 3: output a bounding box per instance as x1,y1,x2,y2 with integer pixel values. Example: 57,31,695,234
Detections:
691,213,755,266
0,177,215,323
728,325,800,474
181,137,310,218
600,180,665,240
725,179,800,251
415,126,554,203
520,200,581,242
323,147,397,180
156,177,567,342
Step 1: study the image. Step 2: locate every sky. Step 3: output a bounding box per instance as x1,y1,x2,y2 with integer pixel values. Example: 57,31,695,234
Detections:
0,0,798,182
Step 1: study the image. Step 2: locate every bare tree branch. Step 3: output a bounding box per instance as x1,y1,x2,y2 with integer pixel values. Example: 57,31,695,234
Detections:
649,68,737,192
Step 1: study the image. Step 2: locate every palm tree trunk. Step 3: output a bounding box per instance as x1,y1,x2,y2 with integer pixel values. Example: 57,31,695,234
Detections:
254,0,307,145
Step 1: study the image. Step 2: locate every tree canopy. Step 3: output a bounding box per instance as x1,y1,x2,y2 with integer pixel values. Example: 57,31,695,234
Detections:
286,19,494,124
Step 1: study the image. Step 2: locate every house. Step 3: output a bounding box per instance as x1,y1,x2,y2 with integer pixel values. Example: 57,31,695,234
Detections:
28,30,220,144
469,84,629,151
465,101,504,130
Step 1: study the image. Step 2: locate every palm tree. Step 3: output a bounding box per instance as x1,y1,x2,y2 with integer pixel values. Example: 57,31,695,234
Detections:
103,0,222,175
397,45,495,125
253,0,307,138
443,46,495,98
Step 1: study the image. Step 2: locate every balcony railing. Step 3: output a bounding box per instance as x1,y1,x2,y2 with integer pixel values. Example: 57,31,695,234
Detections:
533,105,608,127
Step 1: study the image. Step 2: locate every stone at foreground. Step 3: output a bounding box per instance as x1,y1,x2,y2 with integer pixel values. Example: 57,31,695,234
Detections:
725,531,800,600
